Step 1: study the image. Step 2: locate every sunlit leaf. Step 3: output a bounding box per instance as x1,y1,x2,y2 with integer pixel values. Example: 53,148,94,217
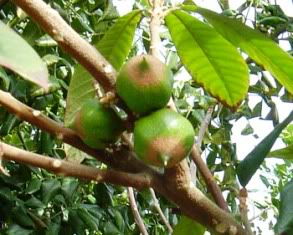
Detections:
0,21,48,90
267,144,293,160
184,6,293,94
275,179,293,234
165,10,249,109
173,216,205,235
237,111,293,187
96,10,142,70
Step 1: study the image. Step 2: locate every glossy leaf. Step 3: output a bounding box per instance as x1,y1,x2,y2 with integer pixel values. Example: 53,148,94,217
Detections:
237,111,293,187
64,64,96,127
275,179,293,234
267,144,293,160
172,216,205,235
187,6,293,94
0,21,48,90
165,10,249,109
96,10,142,70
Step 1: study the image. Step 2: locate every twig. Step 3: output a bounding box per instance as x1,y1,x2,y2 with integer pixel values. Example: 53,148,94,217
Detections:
239,188,254,235
149,188,173,233
190,106,213,186
0,141,151,189
12,0,116,92
196,106,214,148
127,187,149,235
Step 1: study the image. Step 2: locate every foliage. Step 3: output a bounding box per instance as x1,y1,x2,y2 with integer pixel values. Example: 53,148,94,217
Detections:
0,0,292,234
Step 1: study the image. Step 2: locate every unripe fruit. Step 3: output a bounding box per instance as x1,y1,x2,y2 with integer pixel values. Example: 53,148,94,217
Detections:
116,54,173,115
74,99,124,149
134,109,195,168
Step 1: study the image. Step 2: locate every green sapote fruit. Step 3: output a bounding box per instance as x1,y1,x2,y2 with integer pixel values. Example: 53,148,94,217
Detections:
116,54,173,115
133,109,195,168
74,99,124,149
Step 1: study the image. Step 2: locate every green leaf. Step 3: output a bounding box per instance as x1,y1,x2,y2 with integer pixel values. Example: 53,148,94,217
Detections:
6,224,33,235
0,21,48,90
188,7,293,94
25,178,42,194
165,10,249,109
41,179,61,204
275,179,293,234
172,216,205,235
237,111,293,187
267,144,293,160
77,207,99,231
64,64,96,127
96,10,142,70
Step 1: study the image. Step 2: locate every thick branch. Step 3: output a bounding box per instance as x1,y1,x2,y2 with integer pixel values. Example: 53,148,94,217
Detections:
12,0,116,91
153,162,247,235
0,90,151,174
1,142,150,189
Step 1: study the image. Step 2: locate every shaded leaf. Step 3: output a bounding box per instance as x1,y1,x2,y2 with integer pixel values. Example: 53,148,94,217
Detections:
41,179,61,204
241,123,254,135
0,21,48,90
25,178,42,194
267,144,293,160
172,216,205,235
187,6,293,94
165,10,249,109
275,179,293,234
77,207,99,231
6,224,33,235
237,111,293,187
96,10,142,70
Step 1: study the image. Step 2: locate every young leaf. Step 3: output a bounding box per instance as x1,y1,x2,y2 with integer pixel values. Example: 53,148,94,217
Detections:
237,111,293,187
275,179,293,234
165,10,249,109
96,10,142,70
64,64,96,127
0,21,48,90
187,6,293,94
267,144,293,160
173,216,206,235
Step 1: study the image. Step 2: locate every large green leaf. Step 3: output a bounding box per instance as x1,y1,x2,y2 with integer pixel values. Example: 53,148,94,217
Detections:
275,179,293,234
165,10,249,109
267,144,293,160
172,216,205,235
96,10,142,70
185,6,293,94
0,21,48,90
237,111,293,187
64,64,96,127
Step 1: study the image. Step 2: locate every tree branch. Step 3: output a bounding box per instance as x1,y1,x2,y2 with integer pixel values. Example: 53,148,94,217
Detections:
12,0,116,92
0,90,151,174
153,161,247,235
127,187,149,235
1,141,151,189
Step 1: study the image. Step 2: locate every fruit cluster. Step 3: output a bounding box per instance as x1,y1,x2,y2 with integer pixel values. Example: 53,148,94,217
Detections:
73,55,195,168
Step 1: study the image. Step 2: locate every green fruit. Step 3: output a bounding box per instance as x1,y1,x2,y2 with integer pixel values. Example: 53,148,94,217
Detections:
74,99,124,149
134,109,195,168
116,54,173,114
